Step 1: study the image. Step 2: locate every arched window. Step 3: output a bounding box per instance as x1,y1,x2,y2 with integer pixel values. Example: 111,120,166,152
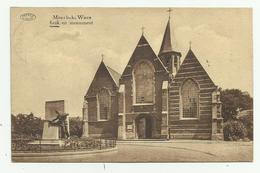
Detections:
133,61,154,104
97,88,110,120
181,79,199,118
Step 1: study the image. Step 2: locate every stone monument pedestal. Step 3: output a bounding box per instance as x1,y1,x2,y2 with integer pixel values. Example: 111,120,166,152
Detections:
29,120,64,147
28,139,65,149
42,120,59,139
29,100,68,148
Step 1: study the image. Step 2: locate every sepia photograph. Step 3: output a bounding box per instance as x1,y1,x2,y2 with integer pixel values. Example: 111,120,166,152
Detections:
10,7,253,162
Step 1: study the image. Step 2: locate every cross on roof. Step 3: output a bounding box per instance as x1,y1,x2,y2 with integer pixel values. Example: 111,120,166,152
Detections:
167,8,172,19
189,41,192,50
141,26,145,35
101,54,104,61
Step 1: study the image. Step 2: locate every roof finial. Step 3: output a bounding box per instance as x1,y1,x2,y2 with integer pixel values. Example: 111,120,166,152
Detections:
101,54,104,62
189,41,192,50
141,26,145,35
167,8,172,20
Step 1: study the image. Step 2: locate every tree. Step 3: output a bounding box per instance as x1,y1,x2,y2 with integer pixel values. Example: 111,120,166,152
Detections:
220,89,253,140
238,110,253,140
220,89,253,121
69,117,83,138
223,119,247,141
11,113,43,139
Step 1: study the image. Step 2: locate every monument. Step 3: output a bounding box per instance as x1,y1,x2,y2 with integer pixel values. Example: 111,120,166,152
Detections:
30,100,70,146
43,100,70,140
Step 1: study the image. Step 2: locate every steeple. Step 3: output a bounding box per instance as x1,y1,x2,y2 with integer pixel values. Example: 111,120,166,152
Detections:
158,10,182,75
158,19,173,56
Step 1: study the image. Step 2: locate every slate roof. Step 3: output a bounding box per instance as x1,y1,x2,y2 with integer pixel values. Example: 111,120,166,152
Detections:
106,65,121,87
158,19,173,56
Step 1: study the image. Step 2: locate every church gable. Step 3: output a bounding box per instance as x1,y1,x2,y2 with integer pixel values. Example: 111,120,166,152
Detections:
168,49,217,139
174,49,216,89
82,11,224,140
169,49,217,121
121,35,168,77
85,61,120,98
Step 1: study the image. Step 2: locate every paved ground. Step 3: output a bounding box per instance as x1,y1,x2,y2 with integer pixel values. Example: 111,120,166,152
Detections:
13,140,253,162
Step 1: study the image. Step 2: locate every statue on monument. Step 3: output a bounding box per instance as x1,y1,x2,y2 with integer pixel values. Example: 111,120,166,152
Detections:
48,110,70,139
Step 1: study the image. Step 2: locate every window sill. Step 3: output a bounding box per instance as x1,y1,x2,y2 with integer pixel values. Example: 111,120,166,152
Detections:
133,103,154,106
97,119,109,122
179,117,199,120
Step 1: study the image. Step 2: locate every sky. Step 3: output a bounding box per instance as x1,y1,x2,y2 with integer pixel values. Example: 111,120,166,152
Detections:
11,8,253,118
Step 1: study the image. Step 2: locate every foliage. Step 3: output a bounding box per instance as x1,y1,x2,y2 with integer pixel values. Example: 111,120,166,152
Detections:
11,113,43,139
12,138,116,152
69,117,83,138
223,119,248,141
220,89,253,121
238,111,253,140
220,89,253,141
12,113,84,139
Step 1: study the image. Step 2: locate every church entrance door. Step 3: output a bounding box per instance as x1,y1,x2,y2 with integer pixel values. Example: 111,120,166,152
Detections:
136,115,152,139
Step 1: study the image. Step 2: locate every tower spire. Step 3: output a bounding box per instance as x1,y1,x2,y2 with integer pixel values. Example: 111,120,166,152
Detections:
158,9,182,73
158,16,173,56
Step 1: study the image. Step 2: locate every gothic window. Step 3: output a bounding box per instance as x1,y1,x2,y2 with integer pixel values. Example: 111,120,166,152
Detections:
181,79,199,118
133,61,154,104
97,88,110,120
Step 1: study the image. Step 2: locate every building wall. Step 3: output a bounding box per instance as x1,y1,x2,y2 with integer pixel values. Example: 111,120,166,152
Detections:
85,62,118,138
119,36,168,139
168,50,217,139
84,43,221,140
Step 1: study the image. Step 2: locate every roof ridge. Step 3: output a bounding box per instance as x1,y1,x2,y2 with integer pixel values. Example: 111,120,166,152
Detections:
105,65,121,87
106,65,121,76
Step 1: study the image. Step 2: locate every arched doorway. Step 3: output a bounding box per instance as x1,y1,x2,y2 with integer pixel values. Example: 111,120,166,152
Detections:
135,114,152,139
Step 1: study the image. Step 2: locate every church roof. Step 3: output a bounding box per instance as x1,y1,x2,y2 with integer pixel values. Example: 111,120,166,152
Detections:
137,34,149,46
175,48,216,88
106,65,121,87
121,34,169,76
85,61,121,97
138,34,170,72
158,19,173,56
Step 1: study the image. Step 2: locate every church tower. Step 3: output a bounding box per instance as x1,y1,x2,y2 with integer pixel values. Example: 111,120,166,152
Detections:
158,17,181,76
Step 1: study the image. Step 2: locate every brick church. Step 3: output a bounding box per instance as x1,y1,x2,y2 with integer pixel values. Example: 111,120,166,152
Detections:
82,15,223,140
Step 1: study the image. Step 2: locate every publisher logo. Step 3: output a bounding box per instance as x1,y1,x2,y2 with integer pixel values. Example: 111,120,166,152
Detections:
20,13,36,21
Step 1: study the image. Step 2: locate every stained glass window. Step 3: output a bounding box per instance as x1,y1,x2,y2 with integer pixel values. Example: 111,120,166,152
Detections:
134,61,154,104
97,88,110,120
181,79,199,118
